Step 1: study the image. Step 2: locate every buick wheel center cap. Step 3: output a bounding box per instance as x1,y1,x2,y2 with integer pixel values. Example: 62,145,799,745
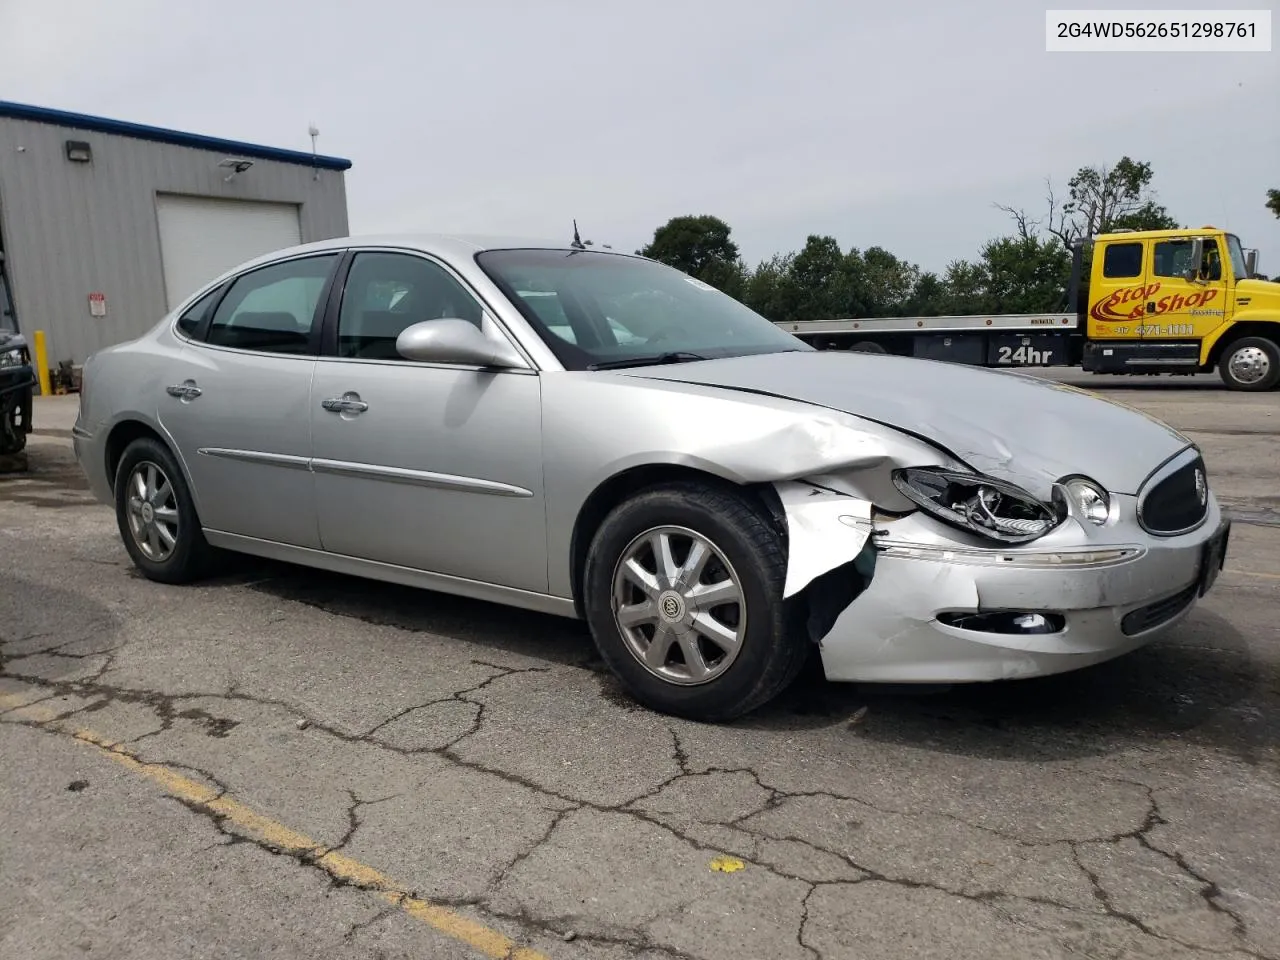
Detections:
659,591,685,623
140,502,155,524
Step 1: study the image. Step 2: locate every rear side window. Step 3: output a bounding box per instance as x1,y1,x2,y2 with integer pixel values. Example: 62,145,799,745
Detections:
1102,242,1143,278
175,285,224,339
336,252,483,360
206,254,338,354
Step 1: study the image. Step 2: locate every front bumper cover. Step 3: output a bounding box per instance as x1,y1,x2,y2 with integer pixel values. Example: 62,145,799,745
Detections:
813,495,1228,683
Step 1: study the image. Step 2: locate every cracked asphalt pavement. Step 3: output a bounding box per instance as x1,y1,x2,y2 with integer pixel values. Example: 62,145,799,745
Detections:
2,377,1278,960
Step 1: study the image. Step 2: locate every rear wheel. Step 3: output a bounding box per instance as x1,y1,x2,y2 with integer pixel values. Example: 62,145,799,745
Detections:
113,436,215,583
1218,336,1280,391
583,481,808,722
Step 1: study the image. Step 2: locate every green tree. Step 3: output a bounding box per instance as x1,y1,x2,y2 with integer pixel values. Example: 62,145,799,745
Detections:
637,215,740,281
907,272,947,315
741,252,796,321
789,235,848,321
1048,157,1179,242
998,157,1179,247
979,235,1072,313
856,246,920,316
940,260,990,315
1267,189,1280,219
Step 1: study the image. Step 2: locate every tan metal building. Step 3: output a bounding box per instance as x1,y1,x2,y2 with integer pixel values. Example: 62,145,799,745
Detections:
0,100,351,370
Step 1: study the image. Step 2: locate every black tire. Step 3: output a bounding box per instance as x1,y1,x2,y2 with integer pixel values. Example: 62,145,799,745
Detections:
113,436,215,584
0,401,26,455
1217,336,1280,391
582,481,808,722
850,341,886,354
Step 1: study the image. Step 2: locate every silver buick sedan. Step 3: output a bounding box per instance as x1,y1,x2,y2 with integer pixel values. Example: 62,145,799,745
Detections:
73,235,1230,721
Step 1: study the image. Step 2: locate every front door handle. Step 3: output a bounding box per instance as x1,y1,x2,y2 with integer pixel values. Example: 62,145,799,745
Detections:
165,380,202,401
321,393,368,415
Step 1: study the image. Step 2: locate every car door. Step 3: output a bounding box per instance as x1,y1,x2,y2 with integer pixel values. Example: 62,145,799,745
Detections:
160,251,342,548
1146,235,1230,340
309,249,547,593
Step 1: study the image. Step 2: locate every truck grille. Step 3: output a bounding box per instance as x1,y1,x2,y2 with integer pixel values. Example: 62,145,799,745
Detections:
1138,454,1208,535
1120,582,1197,636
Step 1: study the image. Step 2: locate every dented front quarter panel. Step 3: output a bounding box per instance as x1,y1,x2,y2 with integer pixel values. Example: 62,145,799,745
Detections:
540,371,964,598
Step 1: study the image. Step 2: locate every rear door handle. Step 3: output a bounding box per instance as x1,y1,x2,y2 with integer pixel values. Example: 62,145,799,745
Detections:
166,380,202,401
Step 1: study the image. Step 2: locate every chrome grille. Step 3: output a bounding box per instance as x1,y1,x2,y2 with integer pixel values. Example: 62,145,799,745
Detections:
1139,454,1209,535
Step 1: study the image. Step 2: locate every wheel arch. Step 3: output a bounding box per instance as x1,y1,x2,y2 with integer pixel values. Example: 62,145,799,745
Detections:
1202,320,1280,368
567,462,786,618
103,417,193,499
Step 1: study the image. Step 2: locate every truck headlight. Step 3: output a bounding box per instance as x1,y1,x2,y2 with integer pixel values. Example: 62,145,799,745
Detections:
1056,476,1110,526
891,467,1061,544
0,346,27,368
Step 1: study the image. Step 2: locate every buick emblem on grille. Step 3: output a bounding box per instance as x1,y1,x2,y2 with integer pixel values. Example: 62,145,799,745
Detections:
1195,469,1207,506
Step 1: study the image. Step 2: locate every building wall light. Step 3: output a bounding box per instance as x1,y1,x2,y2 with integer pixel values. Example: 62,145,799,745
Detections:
65,140,92,163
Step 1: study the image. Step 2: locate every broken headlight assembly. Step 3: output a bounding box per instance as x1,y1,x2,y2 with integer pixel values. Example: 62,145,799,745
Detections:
0,345,28,368
891,467,1062,544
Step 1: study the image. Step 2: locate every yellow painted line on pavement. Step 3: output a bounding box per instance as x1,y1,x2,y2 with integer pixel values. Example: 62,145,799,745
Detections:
0,692,549,960
1232,569,1280,581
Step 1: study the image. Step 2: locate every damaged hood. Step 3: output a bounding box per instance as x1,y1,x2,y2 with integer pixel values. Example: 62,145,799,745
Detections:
623,351,1192,496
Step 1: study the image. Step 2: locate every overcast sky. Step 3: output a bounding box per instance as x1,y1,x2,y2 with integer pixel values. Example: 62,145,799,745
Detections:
2,0,1276,275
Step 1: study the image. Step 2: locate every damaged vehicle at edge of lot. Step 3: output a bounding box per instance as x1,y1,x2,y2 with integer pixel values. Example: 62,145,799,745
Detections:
1,247,35,457
0,334,35,458
70,234,1231,722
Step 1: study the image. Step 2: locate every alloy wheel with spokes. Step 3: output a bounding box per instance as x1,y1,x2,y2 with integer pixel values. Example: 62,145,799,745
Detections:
585,481,809,721
611,524,746,686
125,460,181,562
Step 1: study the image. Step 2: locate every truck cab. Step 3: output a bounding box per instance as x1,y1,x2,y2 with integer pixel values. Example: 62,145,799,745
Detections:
1083,227,1280,390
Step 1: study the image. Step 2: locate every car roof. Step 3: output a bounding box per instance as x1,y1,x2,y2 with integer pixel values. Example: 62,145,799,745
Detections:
181,233,650,313
252,232,636,263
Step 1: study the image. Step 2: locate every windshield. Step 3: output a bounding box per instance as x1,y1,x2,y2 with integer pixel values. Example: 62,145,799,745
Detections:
1226,234,1248,280
475,248,808,370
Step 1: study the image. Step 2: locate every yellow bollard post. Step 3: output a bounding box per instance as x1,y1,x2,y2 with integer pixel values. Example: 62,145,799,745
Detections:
32,330,51,397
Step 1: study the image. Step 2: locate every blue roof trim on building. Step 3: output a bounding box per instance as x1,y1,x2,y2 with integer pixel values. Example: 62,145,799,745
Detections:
0,100,353,171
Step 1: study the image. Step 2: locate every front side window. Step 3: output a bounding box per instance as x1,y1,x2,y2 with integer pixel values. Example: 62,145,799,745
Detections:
205,254,338,354
475,249,807,370
337,252,483,359
1151,238,1221,280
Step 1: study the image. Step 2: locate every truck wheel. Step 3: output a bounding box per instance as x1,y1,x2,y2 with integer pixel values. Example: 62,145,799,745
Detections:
113,436,216,584
582,481,807,722
1218,336,1280,391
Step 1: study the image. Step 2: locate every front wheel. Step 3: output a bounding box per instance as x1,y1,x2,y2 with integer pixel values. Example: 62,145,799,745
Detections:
582,481,807,722
1218,336,1280,391
113,436,216,583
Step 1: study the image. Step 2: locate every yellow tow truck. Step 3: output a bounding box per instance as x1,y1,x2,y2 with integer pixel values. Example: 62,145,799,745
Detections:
775,226,1280,391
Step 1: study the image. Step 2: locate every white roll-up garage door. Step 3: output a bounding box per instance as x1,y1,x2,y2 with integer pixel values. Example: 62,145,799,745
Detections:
155,194,303,311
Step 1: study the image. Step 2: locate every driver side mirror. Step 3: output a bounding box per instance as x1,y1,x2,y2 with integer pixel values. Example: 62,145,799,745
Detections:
1245,249,1259,279
395,318,526,368
1183,237,1205,282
